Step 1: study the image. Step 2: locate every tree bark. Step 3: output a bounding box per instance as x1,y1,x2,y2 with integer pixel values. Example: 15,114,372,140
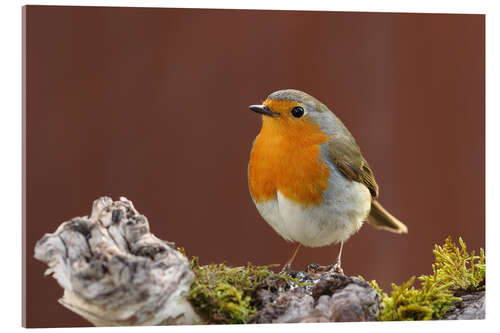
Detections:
250,270,381,323
34,196,202,326
442,291,485,320
34,197,484,325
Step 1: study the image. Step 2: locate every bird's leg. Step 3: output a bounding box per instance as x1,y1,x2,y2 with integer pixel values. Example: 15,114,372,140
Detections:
332,241,345,275
280,243,302,273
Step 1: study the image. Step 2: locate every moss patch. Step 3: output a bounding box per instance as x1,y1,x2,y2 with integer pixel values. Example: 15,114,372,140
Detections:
370,277,460,321
184,256,301,324
181,236,485,323
366,236,485,321
423,236,485,293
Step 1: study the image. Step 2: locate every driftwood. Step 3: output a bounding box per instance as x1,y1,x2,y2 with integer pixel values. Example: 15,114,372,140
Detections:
251,269,381,323
34,197,484,326
34,197,202,326
443,291,485,320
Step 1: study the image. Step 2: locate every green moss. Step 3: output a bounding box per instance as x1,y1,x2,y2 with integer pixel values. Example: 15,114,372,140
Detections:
186,257,300,324
373,276,460,321
182,236,485,323
421,236,485,293
368,236,485,321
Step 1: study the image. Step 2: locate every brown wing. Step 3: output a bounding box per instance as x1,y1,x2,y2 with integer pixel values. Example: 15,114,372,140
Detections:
326,134,379,198
326,134,408,234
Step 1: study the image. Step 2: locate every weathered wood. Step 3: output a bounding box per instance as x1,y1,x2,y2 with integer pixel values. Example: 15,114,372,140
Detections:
251,269,381,323
34,197,202,326
443,291,485,320
34,196,484,325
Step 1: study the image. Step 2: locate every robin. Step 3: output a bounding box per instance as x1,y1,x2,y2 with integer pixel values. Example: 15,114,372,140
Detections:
247,89,407,273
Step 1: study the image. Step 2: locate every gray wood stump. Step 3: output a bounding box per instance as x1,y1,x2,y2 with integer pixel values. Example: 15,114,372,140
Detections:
34,196,484,325
34,197,202,326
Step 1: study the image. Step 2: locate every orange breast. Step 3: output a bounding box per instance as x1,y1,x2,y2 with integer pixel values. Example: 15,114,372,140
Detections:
248,108,330,206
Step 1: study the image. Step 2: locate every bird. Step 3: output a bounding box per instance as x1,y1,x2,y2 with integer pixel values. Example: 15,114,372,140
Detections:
247,89,407,274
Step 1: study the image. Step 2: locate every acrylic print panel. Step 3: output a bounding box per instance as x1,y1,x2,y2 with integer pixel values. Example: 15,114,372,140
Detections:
24,5,485,327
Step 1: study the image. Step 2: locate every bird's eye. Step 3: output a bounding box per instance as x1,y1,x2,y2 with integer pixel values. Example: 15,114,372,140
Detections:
291,106,304,118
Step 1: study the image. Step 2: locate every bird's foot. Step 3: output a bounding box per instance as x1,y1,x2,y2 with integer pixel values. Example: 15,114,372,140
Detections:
279,263,292,274
306,263,333,274
332,262,345,275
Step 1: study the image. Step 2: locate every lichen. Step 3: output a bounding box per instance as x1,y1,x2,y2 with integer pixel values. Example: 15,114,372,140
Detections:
366,236,485,321
185,256,300,324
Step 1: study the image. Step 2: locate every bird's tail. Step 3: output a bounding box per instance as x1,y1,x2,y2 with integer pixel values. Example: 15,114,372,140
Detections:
367,199,408,234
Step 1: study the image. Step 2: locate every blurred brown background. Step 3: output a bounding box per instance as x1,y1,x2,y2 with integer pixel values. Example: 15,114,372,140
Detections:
23,6,484,327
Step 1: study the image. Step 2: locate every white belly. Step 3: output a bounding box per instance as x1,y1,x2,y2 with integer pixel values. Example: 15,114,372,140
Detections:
254,165,371,247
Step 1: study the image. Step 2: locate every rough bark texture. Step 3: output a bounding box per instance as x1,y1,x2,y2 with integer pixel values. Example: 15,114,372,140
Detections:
34,197,485,326
443,291,485,320
34,197,202,326
251,268,380,323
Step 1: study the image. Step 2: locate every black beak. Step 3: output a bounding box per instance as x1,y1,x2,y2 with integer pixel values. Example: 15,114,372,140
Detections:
249,105,280,117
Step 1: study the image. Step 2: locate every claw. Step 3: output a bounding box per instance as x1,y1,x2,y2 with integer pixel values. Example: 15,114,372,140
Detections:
279,263,292,274
280,243,302,274
332,262,344,275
